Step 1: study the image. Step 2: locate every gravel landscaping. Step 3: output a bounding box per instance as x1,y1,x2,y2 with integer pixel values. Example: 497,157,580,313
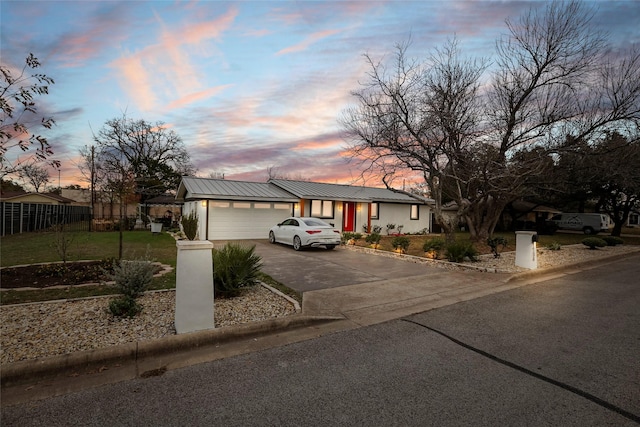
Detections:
1,243,637,365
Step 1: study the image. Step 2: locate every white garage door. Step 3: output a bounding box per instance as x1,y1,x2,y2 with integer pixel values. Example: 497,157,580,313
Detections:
207,201,293,240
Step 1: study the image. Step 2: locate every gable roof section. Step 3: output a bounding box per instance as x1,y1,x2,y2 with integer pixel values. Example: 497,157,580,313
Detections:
269,179,431,204
0,191,75,204
177,177,299,202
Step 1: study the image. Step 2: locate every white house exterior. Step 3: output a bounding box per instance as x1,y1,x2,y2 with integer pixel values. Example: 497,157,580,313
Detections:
176,177,433,240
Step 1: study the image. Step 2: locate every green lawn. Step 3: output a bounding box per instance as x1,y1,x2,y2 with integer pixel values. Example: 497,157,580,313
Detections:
1,230,177,267
1,230,177,305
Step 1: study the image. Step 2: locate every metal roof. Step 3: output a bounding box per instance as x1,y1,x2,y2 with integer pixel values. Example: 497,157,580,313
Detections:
269,179,430,204
176,177,299,202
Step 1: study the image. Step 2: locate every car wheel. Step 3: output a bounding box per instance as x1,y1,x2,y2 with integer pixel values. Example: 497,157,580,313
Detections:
293,236,302,251
583,227,594,235
269,231,276,244
326,245,336,250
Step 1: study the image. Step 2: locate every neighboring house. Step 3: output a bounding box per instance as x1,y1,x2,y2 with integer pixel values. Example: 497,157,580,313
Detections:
143,194,183,225
0,191,87,235
627,210,639,227
60,188,139,219
0,191,75,205
176,177,433,240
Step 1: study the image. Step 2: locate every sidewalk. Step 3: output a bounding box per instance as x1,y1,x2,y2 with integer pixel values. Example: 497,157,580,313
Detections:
2,249,639,407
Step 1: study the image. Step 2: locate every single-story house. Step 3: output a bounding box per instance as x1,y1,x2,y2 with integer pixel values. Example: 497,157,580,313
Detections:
175,177,434,240
0,191,75,205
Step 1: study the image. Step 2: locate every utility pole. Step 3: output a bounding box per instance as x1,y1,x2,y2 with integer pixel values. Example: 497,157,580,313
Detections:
90,145,96,231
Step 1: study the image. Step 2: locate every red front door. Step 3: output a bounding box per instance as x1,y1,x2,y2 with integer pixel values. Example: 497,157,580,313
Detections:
343,202,356,232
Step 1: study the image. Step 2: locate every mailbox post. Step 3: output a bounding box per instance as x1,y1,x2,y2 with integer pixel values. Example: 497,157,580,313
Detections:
515,231,538,270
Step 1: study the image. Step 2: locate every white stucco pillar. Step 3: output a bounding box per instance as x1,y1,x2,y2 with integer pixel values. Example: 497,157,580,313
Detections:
515,231,538,270
175,240,214,333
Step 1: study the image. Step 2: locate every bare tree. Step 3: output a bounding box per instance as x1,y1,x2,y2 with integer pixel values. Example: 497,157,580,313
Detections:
265,165,310,182
18,163,50,192
1,53,57,178
344,1,640,241
342,38,486,241
93,115,194,202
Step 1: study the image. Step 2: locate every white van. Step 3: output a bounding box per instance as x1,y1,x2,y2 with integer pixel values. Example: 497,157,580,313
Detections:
548,213,610,235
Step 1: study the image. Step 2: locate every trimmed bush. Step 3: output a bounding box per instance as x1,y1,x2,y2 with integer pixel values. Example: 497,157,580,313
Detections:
423,238,446,258
365,232,382,245
445,242,478,263
213,243,263,297
391,236,410,252
582,237,607,250
181,211,199,240
109,296,142,318
108,258,156,317
602,236,624,246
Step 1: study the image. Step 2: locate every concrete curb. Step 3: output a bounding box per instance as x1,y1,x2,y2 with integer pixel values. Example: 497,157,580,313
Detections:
0,314,343,389
504,247,640,283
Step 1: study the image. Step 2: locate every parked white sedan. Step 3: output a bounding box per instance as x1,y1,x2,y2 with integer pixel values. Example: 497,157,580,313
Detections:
269,217,341,250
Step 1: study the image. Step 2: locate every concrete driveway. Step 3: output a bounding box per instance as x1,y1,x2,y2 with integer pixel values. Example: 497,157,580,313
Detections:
217,240,438,293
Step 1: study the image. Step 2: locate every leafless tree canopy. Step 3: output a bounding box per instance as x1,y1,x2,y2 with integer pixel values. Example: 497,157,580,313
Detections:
18,163,50,193
343,0,640,241
90,115,194,201
0,54,57,178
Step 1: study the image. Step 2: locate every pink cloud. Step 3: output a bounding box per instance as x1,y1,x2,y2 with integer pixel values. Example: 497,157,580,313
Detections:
276,29,342,56
53,4,131,68
166,85,234,110
110,7,238,112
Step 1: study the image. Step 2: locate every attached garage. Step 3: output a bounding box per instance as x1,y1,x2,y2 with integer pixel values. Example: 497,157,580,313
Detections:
205,201,293,240
176,177,298,240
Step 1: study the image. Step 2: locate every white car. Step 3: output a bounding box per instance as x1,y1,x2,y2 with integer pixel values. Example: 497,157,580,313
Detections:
269,217,341,250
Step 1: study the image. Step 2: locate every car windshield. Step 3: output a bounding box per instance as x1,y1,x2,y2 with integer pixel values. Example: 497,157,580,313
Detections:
302,218,330,227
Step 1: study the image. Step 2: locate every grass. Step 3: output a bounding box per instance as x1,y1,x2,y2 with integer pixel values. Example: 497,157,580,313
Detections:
1,230,177,267
353,229,640,258
1,230,293,306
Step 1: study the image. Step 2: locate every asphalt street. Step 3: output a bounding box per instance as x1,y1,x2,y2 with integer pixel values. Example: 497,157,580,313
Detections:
2,257,639,426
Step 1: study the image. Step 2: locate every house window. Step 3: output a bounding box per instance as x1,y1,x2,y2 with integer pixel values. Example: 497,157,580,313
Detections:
410,204,419,220
370,202,379,219
311,200,334,218
630,213,639,226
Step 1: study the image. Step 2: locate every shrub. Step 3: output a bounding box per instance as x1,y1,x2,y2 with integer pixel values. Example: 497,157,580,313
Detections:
213,243,263,297
365,232,382,245
423,238,446,257
602,236,624,246
582,237,607,250
391,236,410,252
181,211,199,240
110,259,155,299
341,232,354,244
546,242,562,251
109,296,142,318
386,223,396,235
372,225,382,234
108,258,155,317
352,233,363,241
487,236,508,258
445,242,478,263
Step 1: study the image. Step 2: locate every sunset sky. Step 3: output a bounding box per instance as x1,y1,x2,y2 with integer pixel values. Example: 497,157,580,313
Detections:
2,0,638,189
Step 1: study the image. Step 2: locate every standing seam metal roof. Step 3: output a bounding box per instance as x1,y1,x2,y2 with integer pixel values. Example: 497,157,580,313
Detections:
177,177,298,201
269,179,427,204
